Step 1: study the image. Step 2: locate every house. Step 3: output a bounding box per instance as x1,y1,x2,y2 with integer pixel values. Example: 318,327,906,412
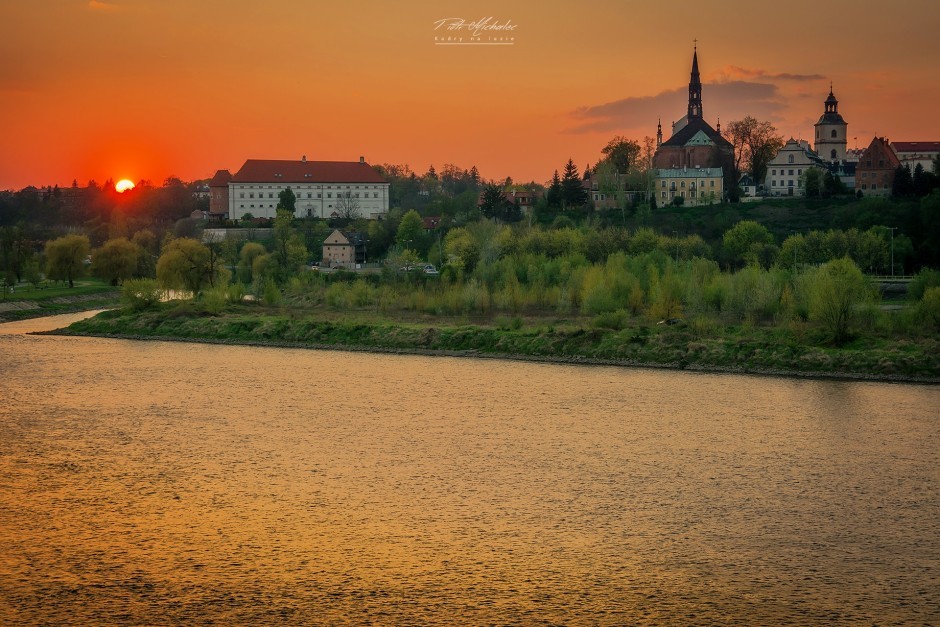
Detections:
322,229,366,268
856,137,901,197
221,156,390,221
653,167,723,207
422,216,442,232
208,169,232,219
738,174,757,197
765,139,826,196
891,141,940,174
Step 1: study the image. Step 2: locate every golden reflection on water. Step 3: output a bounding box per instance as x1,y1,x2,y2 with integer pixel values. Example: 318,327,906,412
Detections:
0,324,939,624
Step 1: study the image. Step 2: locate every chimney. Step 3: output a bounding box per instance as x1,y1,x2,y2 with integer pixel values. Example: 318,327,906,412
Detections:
302,155,307,163
359,156,365,163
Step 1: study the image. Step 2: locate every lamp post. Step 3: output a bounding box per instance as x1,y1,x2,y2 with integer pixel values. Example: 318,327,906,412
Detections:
888,227,897,278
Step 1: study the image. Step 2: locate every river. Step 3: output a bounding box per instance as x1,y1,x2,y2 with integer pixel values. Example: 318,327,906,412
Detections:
1,312,938,624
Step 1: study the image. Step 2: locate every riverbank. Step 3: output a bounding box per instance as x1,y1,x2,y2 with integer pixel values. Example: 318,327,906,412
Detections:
0,292,121,322
51,305,940,384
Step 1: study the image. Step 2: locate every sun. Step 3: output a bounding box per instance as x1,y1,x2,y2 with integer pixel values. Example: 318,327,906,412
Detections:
115,179,135,193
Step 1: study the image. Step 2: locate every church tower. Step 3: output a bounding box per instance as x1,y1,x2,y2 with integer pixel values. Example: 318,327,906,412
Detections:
814,85,847,163
688,46,703,119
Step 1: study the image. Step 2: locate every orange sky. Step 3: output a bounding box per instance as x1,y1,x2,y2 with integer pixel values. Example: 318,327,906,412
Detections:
2,0,939,190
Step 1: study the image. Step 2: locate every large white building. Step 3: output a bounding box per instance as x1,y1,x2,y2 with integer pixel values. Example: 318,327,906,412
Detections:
765,139,826,196
211,156,390,221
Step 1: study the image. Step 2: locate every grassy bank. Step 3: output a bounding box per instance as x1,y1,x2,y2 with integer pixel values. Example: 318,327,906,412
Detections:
57,303,940,383
0,279,120,322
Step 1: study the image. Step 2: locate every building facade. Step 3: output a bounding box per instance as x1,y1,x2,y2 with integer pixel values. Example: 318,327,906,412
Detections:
222,157,390,220
322,229,366,268
765,139,826,196
891,141,940,174
653,48,734,193
855,137,900,197
653,167,723,207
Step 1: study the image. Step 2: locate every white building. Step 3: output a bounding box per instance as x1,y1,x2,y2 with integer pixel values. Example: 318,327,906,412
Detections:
765,139,826,196
891,142,940,174
653,167,723,207
217,156,390,221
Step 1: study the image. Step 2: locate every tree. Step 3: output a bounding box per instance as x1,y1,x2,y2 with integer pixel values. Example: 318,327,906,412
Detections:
546,170,563,208
561,159,587,209
277,188,296,214
272,209,307,282
335,192,361,220
806,258,872,344
600,136,641,174
91,237,140,285
45,234,90,288
893,165,913,198
723,220,776,268
723,116,785,183
156,237,221,297
479,184,507,220
802,168,823,198
237,242,267,284
396,209,425,248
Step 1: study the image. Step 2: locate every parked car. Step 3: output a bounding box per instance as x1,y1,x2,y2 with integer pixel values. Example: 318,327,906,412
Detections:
422,264,439,276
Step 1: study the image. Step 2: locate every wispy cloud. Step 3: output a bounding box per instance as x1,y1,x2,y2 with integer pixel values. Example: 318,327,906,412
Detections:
709,65,826,83
567,81,785,134
88,0,119,11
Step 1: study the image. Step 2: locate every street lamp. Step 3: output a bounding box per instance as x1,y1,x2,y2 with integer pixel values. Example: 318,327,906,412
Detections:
888,227,897,278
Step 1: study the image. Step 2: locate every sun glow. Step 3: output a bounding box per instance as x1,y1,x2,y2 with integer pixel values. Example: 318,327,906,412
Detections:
115,179,135,193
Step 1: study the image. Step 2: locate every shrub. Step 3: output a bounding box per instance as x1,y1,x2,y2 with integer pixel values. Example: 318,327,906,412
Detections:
121,279,163,311
919,286,940,331
592,309,630,330
909,268,940,301
262,278,282,306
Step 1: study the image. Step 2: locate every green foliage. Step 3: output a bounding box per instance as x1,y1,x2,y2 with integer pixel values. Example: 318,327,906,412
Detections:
91,237,140,285
45,234,90,288
803,258,873,344
277,188,296,213
909,268,940,300
156,237,221,297
723,220,776,268
238,241,267,283
918,287,940,331
262,278,282,306
396,209,425,248
121,278,162,311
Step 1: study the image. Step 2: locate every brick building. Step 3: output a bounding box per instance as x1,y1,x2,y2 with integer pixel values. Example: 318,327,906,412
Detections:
855,137,900,197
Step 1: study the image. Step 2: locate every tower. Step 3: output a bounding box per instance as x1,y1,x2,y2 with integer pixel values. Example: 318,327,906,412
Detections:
688,46,702,119
656,118,662,148
814,84,847,163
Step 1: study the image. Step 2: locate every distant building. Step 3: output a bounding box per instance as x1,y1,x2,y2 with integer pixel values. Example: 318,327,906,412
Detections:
322,229,366,268
765,139,826,196
208,169,232,219
891,141,940,174
220,156,389,221
815,86,848,163
856,137,901,197
653,47,734,193
738,174,757,197
653,167,723,207
422,216,442,232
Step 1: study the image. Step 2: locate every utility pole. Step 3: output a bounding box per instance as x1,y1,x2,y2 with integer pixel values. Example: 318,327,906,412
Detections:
888,227,897,277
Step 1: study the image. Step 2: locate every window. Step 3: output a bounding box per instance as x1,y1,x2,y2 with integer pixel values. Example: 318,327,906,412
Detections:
681,181,685,188
249,193,254,199
772,169,776,176
772,180,777,187
594,194,599,201
307,193,312,198
239,193,244,198
871,184,877,190
269,193,274,198
661,191,666,199
831,150,837,160
710,180,715,187
373,193,378,198
318,193,322,199
798,169,802,175
788,155,794,164
681,192,685,198
788,180,794,187
862,184,868,190
879,160,885,167
831,129,837,138
327,193,332,198
789,169,794,176
661,180,666,188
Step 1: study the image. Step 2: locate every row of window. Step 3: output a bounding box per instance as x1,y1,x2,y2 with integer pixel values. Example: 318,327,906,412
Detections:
659,179,717,188
239,192,380,199
237,203,384,210
238,184,384,189
771,168,804,176
660,191,710,199
771,180,801,187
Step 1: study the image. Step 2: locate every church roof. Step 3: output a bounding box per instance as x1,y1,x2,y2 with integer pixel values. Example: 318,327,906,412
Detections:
892,141,940,153
660,116,731,148
817,111,846,125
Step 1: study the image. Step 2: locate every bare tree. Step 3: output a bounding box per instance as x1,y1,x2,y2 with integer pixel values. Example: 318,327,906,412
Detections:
723,116,785,184
335,192,362,220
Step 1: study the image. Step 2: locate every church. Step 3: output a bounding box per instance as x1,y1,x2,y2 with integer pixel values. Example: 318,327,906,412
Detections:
653,47,735,205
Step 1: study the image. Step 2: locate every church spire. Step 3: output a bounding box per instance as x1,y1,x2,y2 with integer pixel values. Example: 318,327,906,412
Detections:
656,118,662,147
688,45,702,119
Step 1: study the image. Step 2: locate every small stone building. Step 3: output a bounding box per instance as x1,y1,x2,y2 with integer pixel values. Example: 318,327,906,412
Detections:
322,229,366,268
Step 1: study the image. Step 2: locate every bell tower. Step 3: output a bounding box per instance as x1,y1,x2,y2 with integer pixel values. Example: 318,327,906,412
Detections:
814,84,847,163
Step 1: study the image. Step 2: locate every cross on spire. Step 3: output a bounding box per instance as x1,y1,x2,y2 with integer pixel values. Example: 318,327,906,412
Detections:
693,38,697,49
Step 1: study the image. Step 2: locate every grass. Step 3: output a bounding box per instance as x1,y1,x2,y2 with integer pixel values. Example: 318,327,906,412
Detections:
0,277,120,322
2,277,117,301
59,301,940,382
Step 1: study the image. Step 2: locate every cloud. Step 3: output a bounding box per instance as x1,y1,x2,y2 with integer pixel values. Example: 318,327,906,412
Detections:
88,0,119,10
709,65,826,83
567,81,786,134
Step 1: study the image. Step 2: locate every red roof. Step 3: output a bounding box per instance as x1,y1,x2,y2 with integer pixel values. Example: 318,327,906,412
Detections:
891,141,940,153
231,159,387,184
208,169,232,187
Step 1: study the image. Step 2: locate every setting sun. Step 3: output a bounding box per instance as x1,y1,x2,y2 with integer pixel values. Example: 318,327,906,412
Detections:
115,179,135,193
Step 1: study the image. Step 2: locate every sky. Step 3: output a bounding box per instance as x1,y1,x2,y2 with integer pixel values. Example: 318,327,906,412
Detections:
2,0,939,190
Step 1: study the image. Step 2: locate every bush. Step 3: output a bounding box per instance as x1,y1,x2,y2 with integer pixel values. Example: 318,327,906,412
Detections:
592,309,630,330
262,278,282,306
121,279,162,311
909,268,940,301
919,286,940,331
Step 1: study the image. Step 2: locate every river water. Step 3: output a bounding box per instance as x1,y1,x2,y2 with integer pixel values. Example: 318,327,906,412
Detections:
1,312,938,624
